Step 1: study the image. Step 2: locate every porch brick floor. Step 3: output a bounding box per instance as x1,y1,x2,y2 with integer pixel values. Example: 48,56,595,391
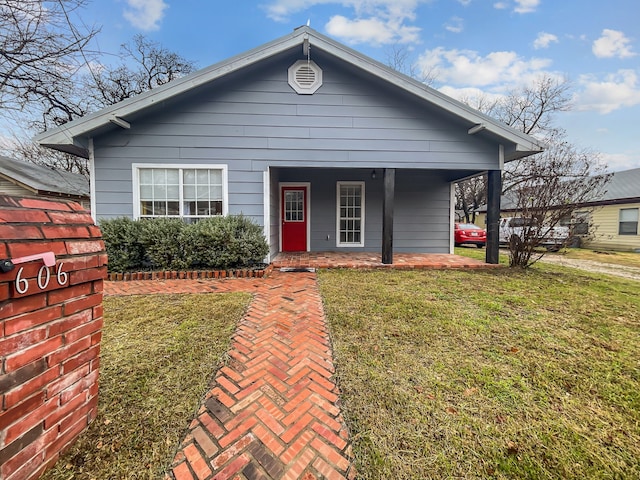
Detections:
272,251,496,270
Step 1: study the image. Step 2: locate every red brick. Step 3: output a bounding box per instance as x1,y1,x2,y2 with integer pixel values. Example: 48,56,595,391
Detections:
46,211,92,225
60,397,93,431
47,363,90,397
44,390,86,430
0,326,47,356
0,426,57,480
5,337,63,372
90,330,103,347
69,266,107,285
48,336,91,368
4,398,55,445
0,391,45,431
64,317,101,344
65,240,104,255
172,461,194,480
3,367,58,411
0,209,49,223
4,306,62,336
62,293,102,316
44,414,87,463
18,198,72,211
47,309,92,338
0,292,47,320
0,225,43,240
61,344,99,375
8,242,68,259
184,443,212,479
41,225,91,240
192,426,219,458
47,282,92,305
3,448,46,480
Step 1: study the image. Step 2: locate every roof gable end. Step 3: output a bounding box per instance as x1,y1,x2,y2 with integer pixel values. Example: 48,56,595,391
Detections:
35,26,543,161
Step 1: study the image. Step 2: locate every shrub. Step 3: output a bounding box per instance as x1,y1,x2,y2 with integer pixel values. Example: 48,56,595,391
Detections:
100,215,268,273
99,217,145,273
181,215,269,269
140,218,188,270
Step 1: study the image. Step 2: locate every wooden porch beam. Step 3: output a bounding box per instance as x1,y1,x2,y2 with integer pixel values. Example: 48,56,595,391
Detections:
486,169,501,264
382,168,395,264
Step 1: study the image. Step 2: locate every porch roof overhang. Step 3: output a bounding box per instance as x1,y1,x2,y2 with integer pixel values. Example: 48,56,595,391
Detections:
34,26,544,161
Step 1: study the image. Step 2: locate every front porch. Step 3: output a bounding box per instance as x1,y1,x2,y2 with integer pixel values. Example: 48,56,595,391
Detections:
272,251,498,269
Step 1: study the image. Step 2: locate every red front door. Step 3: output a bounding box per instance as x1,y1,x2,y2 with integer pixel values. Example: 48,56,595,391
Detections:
281,186,308,252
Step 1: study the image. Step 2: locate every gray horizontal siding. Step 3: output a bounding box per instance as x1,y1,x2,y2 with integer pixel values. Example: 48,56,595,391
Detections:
92,50,496,241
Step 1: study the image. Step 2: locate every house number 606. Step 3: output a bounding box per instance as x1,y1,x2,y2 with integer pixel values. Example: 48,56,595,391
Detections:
15,263,68,294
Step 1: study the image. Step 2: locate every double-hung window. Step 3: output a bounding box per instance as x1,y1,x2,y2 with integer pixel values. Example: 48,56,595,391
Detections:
133,164,228,221
619,208,639,235
337,181,365,247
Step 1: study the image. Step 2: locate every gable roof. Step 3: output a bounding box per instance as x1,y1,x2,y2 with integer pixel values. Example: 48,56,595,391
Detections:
0,155,89,198
35,26,544,161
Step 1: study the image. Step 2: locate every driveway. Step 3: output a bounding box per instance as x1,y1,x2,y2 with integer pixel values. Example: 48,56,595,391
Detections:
539,255,640,281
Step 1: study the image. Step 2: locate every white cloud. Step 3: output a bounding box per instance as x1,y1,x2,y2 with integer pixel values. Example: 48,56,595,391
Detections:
417,47,553,89
492,0,539,13
513,0,540,13
574,70,640,114
458,0,472,5
533,32,558,50
445,16,464,34
326,15,420,44
123,0,168,31
264,0,423,45
592,29,636,59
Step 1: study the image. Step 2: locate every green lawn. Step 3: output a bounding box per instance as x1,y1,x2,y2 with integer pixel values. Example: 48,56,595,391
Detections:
41,292,251,480
39,262,639,479
319,266,640,479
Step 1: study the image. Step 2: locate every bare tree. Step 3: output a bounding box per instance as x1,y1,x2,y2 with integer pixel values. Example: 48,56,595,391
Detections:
384,44,437,86
455,175,486,223
504,130,610,268
2,29,195,176
90,35,196,107
0,0,99,113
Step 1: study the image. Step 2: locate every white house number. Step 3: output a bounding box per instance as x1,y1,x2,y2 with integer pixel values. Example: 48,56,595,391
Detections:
14,263,68,294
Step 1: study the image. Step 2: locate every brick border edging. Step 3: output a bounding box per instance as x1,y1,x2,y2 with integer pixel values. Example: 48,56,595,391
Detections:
107,264,274,281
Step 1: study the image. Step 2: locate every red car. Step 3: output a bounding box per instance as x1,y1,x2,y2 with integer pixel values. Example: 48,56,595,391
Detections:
454,223,486,248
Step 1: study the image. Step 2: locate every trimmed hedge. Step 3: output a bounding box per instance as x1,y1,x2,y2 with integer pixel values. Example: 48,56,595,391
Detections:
100,215,269,273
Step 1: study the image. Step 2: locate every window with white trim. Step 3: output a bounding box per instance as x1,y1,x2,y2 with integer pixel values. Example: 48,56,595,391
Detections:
619,208,638,235
337,182,365,247
134,165,227,221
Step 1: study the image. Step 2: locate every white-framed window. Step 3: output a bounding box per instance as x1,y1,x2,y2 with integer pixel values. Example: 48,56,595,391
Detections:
336,181,365,247
132,164,228,221
619,208,638,235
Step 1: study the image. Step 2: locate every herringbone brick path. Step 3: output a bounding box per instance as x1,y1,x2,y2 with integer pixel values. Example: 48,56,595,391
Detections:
105,272,355,480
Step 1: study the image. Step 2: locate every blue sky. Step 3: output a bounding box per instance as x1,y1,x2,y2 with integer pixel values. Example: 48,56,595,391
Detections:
77,0,640,171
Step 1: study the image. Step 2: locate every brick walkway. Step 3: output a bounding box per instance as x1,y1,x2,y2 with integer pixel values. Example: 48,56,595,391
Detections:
104,272,355,480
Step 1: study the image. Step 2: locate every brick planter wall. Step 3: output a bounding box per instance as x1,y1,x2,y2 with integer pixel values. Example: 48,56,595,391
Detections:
0,195,106,480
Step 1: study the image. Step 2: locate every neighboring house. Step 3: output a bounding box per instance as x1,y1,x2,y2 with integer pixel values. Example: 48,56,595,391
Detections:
35,26,543,263
0,155,90,210
474,168,640,252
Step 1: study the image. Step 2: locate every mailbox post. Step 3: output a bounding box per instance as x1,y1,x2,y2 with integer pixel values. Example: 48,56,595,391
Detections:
0,195,106,480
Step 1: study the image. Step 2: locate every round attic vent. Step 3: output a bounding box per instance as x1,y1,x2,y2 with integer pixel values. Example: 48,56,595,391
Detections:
288,60,322,94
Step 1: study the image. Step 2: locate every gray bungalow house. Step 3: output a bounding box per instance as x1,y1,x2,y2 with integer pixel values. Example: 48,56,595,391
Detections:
35,26,543,264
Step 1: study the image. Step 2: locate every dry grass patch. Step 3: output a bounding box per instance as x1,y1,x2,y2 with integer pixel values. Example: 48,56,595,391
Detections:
319,267,640,479
41,292,251,480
